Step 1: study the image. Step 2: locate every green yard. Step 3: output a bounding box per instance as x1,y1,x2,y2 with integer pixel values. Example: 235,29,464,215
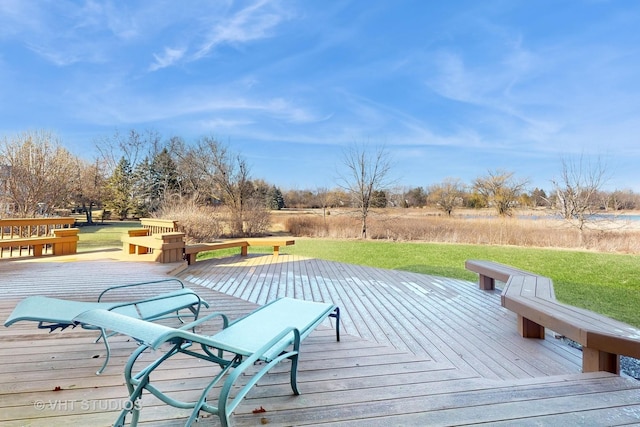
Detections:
75,226,640,328
287,239,640,328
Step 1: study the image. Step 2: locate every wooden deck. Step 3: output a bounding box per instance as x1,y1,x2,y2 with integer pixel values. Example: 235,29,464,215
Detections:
1,252,639,426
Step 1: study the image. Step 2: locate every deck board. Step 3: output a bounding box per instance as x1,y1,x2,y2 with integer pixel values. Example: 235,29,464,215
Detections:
1,252,639,426
183,254,584,380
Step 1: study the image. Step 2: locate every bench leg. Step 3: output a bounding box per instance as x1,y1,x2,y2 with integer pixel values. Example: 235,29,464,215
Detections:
582,347,619,374
32,244,44,257
241,246,248,256
123,242,150,255
273,245,280,256
517,315,545,339
479,274,495,290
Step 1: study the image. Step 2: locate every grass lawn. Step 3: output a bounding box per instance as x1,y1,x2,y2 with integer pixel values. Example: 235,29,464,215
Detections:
75,227,640,328
76,221,139,251
286,239,640,328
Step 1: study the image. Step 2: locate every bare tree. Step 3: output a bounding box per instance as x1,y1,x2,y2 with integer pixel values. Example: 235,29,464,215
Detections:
551,155,608,232
473,169,529,216
95,128,161,173
168,136,206,201
0,130,77,217
71,158,108,224
428,178,465,216
176,137,269,236
97,128,168,218
610,189,637,211
338,144,393,238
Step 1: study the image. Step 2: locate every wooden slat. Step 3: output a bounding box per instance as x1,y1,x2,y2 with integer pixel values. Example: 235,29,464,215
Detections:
1,253,639,426
186,255,583,380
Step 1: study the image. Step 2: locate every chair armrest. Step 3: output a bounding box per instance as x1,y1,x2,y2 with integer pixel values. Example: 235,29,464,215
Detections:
178,311,229,331
98,278,185,301
107,289,210,321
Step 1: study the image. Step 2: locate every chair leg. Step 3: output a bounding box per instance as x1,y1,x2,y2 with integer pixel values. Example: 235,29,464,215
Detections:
117,345,166,426
96,328,111,375
186,360,237,426
330,307,341,341
290,352,300,395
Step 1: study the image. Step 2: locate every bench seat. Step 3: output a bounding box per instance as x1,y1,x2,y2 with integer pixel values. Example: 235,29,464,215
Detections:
121,232,186,263
466,259,640,374
465,259,539,290
0,228,79,257
121,225,295,264
184,238,295,264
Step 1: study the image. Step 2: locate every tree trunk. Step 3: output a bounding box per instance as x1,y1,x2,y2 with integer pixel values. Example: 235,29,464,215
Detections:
83,202,94,224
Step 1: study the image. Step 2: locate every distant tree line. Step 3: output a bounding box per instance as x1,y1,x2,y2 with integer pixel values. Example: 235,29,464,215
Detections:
0,130,284,237
284,169,636,216
0,129,637,239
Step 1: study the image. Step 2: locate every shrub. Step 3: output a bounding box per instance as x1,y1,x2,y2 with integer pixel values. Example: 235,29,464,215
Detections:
155,198,223,243
155,196,272,241
281,209,640,254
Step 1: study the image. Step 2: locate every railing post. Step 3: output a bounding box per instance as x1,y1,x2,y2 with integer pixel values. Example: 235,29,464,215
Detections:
52,228,79,255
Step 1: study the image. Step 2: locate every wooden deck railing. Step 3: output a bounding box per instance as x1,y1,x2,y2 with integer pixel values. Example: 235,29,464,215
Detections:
0,217,78,258
121,218,295,264
139,218,180,235
0,217,75,238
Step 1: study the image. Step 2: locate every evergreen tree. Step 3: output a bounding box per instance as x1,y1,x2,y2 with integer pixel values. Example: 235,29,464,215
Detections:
106,157,134,220
371,190,387,208
132,157,153,216
268,186,285,210
150,148,180,203
131,148,180,214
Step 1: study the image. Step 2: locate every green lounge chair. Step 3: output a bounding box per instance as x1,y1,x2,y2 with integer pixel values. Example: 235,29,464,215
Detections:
74,297,340,427
4,279,208,374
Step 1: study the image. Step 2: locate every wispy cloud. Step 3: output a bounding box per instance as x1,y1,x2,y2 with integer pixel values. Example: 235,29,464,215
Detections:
147,0,291,71
194,0,288,59
149,47,186,71
3,1,640,190
0,1,129,66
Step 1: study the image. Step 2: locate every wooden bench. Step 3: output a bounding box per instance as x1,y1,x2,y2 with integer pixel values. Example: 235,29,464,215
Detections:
184,238,295,264
122,216,295,264
141,217,179,234
465,259,540,290
0,228,79,257
0,217,78,258
121,232,186,263
122,218,180,243
465,259,640,374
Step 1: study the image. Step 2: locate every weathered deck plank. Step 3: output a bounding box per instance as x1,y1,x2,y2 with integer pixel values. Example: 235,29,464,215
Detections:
1,252,639,426
182,254,583,380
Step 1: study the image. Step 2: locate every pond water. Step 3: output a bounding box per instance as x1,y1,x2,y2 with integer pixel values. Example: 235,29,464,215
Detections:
460,213,640,222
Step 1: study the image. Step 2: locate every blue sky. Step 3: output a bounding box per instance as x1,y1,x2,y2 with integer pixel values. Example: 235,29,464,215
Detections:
1,1,639,192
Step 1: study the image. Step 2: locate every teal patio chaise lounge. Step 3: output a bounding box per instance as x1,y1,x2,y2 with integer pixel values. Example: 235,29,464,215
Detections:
4,279,209,374
74,297,341,427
